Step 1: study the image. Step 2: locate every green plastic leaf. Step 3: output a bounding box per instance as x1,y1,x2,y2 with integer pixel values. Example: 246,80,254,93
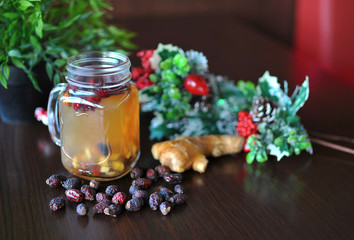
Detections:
54,59,66,68
246,151,256,164
237,80,256,98
18,0,34,11
28,72,41,91
9,32,19,48
0,64,9,88
53,73,60,85
288,77,310,115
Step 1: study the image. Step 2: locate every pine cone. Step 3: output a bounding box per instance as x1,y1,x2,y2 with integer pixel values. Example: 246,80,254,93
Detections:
250,97,278,123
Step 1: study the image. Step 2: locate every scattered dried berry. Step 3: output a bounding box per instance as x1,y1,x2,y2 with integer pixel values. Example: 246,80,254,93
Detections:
93,199,110,214
112,192,127,205
163,173,183,184
173,193,187,205
62,177,82,190
149,192,163,210
146,169,158,181
49,196,65,211
105,185,119,197
130,167,144,179
76,203,88,216
133,190,149,202
46,174,66,187
159,202,171,216
65,189,84,202
129,185,139,195
125,197,144,211
81,185,96,201
104,204,122,217
174,184,185,194
159,187,174,203
132,178,151,189
96,192,109,202
155,165,170,177
89,179,100,190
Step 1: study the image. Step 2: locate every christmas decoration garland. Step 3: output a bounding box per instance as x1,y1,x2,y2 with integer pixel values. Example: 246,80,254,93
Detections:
132,43,313,163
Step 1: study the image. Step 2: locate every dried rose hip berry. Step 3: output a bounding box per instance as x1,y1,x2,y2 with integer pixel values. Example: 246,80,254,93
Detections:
89,179,100,190
125,197,144,211
104,204,123,217
112,192,127,205
105,185,119,197
96,192,109,202
155,165,170,177
93,199,110,214
81,185,96,201
159,187,174,203
49,196,65,211
62,177,82,190
129,185,139,195
46,174,66,188
76,203,88,216
146,169,158,181
163,173,183,184
132,178,151,189
159,202,171,216
174,184,185,194
130,167,144,179
149,192,163,211
133,190,149,202
65,189,84,202
173,193,187,205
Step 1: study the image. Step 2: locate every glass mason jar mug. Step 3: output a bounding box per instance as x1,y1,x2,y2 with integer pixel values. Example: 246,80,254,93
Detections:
47,52,140,181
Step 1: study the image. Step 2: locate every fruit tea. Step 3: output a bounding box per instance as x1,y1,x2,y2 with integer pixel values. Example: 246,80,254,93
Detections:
59,83,140,180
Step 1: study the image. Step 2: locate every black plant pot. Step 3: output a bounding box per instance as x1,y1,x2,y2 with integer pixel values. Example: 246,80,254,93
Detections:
0,65,52,124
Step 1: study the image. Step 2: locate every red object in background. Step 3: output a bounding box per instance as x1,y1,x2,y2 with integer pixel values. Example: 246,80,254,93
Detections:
295,0,354,86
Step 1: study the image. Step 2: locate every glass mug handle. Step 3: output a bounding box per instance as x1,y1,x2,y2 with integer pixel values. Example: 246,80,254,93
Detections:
47,83,67,146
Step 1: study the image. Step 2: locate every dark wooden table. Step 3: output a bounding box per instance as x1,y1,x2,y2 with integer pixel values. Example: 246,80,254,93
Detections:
1,15,353,240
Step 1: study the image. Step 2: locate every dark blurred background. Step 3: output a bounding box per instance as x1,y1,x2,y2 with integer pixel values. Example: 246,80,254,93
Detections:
109,0,354,86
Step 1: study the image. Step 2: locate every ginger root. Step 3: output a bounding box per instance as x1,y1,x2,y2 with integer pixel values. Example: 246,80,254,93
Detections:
151,135,244,173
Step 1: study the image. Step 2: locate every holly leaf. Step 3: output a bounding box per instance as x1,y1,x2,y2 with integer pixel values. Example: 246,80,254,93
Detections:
237,80,256,99
288,77,309,115
267,143,290,161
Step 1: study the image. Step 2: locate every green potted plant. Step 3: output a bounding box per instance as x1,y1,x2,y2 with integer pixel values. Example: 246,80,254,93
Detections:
0,0,135,123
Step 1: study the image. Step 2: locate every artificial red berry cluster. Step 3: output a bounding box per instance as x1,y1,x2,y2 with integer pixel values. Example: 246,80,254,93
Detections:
132,50,155,90
236,111,258,138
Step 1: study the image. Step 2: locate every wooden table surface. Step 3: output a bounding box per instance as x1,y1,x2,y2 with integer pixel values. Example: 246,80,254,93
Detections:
1,15,353,240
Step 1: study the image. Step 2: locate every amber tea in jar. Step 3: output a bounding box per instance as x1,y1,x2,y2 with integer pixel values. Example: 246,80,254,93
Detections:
47,51,140,181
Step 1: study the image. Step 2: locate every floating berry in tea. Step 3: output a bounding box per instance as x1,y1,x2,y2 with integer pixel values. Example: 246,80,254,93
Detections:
104,204,123,217
65,189,84,202
62,177,82,190
125,197,144,211
159,202,171,216
112,192,127,205
49,196,65,211
105,185,119,197
46,174,66,188
76,203,88,216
